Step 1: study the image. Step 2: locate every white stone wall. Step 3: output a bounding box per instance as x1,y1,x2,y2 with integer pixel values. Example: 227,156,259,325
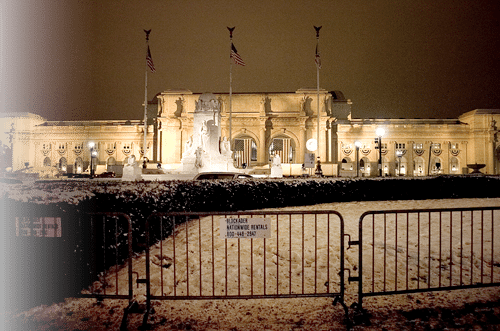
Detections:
3,95,498,176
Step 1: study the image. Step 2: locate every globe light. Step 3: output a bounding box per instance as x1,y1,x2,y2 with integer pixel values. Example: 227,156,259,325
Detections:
306,139,318,152
376,128,385,137
354,141,362,149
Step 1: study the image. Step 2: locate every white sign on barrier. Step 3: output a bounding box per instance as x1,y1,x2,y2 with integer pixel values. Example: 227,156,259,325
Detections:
220,217,271,239
15,217,62,237
304,153,315,168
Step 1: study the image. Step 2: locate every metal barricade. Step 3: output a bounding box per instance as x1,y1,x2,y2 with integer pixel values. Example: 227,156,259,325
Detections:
139,210,347,325
79,212,134,302
352,207,500,309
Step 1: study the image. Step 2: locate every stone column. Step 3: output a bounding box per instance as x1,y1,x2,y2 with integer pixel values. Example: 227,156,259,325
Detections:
299,127,307,164
258,127,266,165
407,141,414,177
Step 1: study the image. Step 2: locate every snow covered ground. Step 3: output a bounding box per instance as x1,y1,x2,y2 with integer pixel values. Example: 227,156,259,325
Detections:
5,197,500,330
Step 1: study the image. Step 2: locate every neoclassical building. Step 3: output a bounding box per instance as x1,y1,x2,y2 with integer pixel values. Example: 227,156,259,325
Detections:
1,88,499,177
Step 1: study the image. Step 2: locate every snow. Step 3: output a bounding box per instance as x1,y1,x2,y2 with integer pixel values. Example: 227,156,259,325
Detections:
6,197,500,330
2,178,500,329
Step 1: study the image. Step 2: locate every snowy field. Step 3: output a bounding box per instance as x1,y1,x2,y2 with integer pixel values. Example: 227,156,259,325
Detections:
6,197,500,330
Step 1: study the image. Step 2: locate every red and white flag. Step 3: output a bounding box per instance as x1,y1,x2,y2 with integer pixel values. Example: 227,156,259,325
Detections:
230,43,246,66
146,46,156,73
315,44,321,69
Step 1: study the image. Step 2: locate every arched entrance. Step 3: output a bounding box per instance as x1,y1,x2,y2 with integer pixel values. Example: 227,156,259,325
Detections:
360,157,371,177
450,156,460,174
106,157,116,172
395,156,407,176
430,156,443,175
413,157,425,176
269,136,295,163
233,137,257,168
58,157,67,172
341,157,353,171
43,157,51,167
74,157,83,174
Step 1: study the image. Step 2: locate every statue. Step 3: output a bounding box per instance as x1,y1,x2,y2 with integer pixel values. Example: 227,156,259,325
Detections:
179,93,238,174
122,155,142,181
125,155,136,166
270,153,283,178
272,154,281,167
195,93,220,112
195,147,204,168
220,137,231,156
183,136,194,157
200,121,209,150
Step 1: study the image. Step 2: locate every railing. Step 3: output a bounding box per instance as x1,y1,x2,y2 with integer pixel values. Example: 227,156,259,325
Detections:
139,211,347,324
79,212,134,302
72,207,500,329
353,207,500,308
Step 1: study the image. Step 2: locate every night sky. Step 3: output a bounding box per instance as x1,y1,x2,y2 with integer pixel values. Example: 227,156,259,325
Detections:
2,0,499,121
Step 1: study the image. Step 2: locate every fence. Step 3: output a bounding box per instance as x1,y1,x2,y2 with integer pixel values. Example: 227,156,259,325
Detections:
62,207,500,328
352,207,500,308
79,212,134,302
139,211,347,324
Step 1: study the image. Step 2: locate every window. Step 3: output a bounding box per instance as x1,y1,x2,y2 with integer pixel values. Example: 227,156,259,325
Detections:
395,143,406,149
414,143,423,149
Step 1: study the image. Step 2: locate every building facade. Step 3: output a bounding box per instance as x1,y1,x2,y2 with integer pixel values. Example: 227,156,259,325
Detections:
2,89,499,176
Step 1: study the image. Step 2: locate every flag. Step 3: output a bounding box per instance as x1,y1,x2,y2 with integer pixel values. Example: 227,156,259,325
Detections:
230,43,246,66
146,46,156,73
315,44,321,69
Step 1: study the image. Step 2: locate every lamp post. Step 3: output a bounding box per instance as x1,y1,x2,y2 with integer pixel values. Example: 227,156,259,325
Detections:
376,128,385,177
354,141,361,177
89,142,96,178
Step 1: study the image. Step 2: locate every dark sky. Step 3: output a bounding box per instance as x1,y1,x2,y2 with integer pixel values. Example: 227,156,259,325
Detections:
2,0,499,121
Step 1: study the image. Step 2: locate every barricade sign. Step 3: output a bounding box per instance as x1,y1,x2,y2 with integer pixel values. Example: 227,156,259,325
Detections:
15,217,62,237
220,217,271,239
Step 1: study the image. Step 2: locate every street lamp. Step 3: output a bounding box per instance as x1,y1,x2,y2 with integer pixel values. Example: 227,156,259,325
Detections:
375,128,385,177
89,142,97,178
354,141,362,177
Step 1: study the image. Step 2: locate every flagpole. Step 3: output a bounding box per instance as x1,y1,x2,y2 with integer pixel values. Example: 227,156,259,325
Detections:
228,27,234,151
143,29,151,164
315,26,322,163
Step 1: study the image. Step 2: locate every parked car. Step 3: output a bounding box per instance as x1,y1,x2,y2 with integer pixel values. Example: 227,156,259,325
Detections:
193,172,254,180
96,172,115,178
71,173,91,179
